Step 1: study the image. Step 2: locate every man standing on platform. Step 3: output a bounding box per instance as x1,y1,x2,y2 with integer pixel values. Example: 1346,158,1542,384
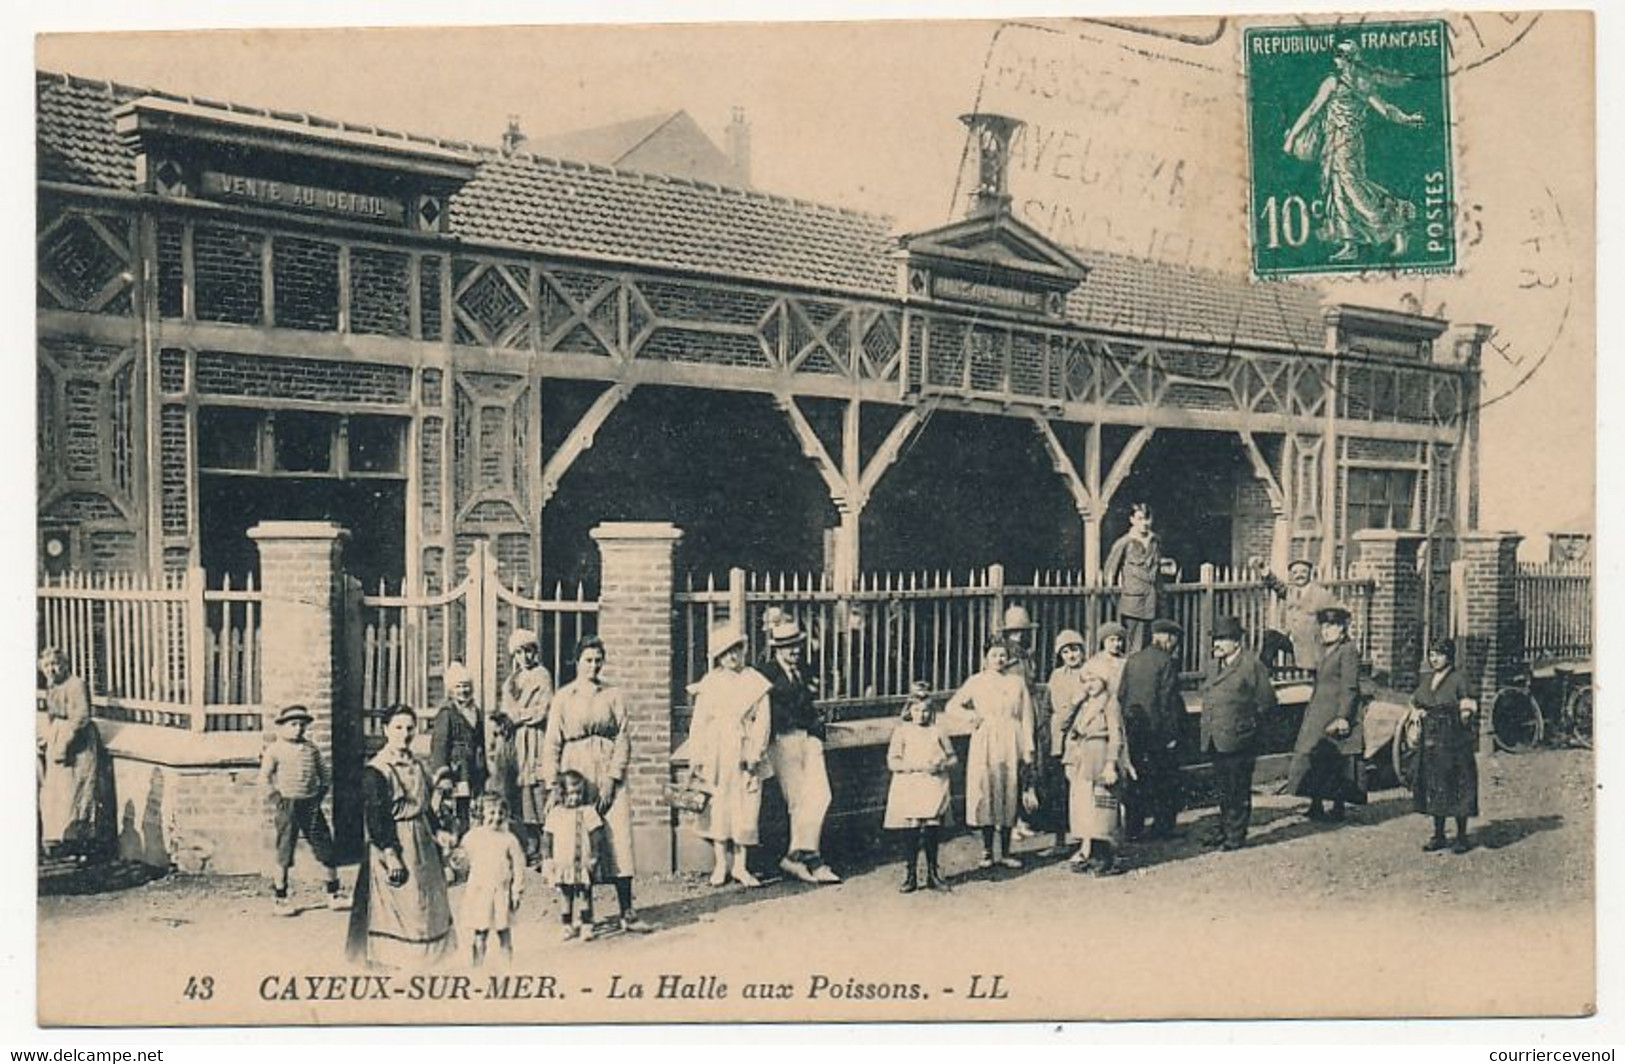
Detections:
1104,503,1166,651
1198,616,1277,851
1120,619,1185,841
758,617,841,885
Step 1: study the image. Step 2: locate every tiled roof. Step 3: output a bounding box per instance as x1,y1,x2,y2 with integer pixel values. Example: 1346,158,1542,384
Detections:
37,69,1327,351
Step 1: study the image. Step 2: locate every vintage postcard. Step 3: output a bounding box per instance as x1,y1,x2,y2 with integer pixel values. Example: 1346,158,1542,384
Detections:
32,10,1595,1026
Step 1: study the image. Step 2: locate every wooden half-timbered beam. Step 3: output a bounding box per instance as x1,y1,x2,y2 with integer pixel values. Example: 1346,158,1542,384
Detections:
775,394,851,509
1029,413,1094,519
537,382,632,508
856,400,936,508
1100,426,1156,509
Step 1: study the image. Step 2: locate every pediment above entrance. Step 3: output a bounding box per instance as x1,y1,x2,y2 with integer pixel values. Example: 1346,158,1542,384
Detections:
897,208,1089,321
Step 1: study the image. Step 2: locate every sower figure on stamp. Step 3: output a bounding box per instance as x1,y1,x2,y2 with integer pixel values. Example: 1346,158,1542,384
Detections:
1199,616,1277,851
501,629,554,867
757,617,841,885
1120,619,1185,841
1104,503,1166,651
1283,40,1426,263
1286,605,1368,823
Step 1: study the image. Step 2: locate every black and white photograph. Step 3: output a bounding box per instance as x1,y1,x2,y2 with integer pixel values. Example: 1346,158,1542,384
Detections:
25,6,1598,1028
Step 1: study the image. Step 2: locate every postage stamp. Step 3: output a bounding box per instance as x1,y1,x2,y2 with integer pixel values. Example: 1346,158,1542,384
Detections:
1244,19,1455,276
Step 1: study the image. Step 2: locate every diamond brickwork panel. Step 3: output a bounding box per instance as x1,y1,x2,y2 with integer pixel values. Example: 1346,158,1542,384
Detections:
456,264,528,346
38,213,131,314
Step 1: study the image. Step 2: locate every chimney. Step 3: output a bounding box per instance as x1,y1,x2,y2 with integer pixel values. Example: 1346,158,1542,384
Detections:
960,112,1024,218
726,106,752,187
501,114,527,157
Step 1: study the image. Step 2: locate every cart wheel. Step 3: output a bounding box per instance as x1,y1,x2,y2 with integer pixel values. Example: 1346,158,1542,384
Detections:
1491,686,1545,753
1563,685,1593,747
1392,708,1423,790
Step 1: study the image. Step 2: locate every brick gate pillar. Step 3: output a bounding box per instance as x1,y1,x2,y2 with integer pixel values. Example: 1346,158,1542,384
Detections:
590,521,683,874
1353,529,1425,691
1457,531,1524,750
248,521,355,851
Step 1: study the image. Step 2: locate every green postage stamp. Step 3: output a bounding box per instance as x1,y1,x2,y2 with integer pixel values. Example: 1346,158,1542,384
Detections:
1245,20,1454,277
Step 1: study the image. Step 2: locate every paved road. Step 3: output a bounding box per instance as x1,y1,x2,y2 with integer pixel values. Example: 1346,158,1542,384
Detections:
38,748,1593,1025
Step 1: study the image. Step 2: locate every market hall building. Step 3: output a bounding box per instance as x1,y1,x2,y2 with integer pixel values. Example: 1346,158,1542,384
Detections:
35,70,1492,871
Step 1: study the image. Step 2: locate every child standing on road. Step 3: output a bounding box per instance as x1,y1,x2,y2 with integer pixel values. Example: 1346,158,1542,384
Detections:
543,769,605,941
461,794,528,967
884,682,957,893
259,705,347,914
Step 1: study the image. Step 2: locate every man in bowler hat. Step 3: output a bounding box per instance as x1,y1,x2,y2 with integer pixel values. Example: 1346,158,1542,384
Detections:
1199,616,1277,850
1120,618,1185,840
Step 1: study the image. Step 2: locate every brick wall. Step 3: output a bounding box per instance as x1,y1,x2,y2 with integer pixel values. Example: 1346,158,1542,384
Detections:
1354,530,1424,689
591,522,682,873
1232,475,1276,570
194,351,411,405
111,755,276,876
1457,532,1524,740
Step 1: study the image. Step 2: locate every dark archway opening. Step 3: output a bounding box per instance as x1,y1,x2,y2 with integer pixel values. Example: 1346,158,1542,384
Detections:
541,384,837,590
1104,429,1251,579
198,475,406,590
861,407,1081,578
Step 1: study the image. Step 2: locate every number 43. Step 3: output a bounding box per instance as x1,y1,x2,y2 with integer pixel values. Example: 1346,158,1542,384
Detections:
184,975,214,1001
1261,194,1314,249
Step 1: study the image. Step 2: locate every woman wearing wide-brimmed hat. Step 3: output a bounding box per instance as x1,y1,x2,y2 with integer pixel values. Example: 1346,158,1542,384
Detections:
1409,637,1479,854
501,628,553,863
687,623,773,887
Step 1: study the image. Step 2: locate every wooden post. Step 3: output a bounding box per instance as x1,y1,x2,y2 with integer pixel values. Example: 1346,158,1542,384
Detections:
186,565,207,730
1198,562,1217,651
728,567,747,633
464,539,490,708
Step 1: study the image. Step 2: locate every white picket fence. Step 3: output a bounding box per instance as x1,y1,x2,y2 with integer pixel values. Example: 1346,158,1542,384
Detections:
36,568,264,730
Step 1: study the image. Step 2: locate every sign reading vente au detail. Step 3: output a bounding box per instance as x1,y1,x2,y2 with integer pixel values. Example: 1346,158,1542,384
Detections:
199,171,406,225
930,275,1047,314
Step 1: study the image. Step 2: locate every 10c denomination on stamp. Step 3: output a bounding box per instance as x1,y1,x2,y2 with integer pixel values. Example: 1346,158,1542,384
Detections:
1245,19,1455,277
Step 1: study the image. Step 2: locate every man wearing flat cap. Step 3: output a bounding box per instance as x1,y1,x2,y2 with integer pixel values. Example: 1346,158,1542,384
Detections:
1199,616,1276,850
1286,604,1367,822
757,616,840,884
1120,619,1185,840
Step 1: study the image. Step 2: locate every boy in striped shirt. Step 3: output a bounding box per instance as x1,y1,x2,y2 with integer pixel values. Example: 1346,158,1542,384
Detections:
260,705,347,914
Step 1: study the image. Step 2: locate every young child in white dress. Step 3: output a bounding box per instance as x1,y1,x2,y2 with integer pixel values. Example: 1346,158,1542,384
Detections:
885,681,957,893
543,769,605,942
460,794,527,966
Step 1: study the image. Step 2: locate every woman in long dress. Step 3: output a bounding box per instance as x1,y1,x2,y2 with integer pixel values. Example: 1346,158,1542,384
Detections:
543,636,656,934
501,629,554,864
346,704,456,970
1282,41,1426,262
1060,660,1132,876
947,639,1035,870
37,647,110,860
1410,638,1480,854
686,624,772,888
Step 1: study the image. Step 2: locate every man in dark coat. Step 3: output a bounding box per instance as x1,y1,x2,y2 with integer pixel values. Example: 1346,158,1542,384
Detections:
1285,605,1367,821
757,617,840,885
428,661,486,835
1198,616,1277,850
1104,502,1164,651
1120,618,1185,840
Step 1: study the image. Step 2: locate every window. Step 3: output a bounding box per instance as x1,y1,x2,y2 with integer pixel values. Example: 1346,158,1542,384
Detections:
347,414,405,474
197,407,261,471
272,411,338,473
1346,468,1417,532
